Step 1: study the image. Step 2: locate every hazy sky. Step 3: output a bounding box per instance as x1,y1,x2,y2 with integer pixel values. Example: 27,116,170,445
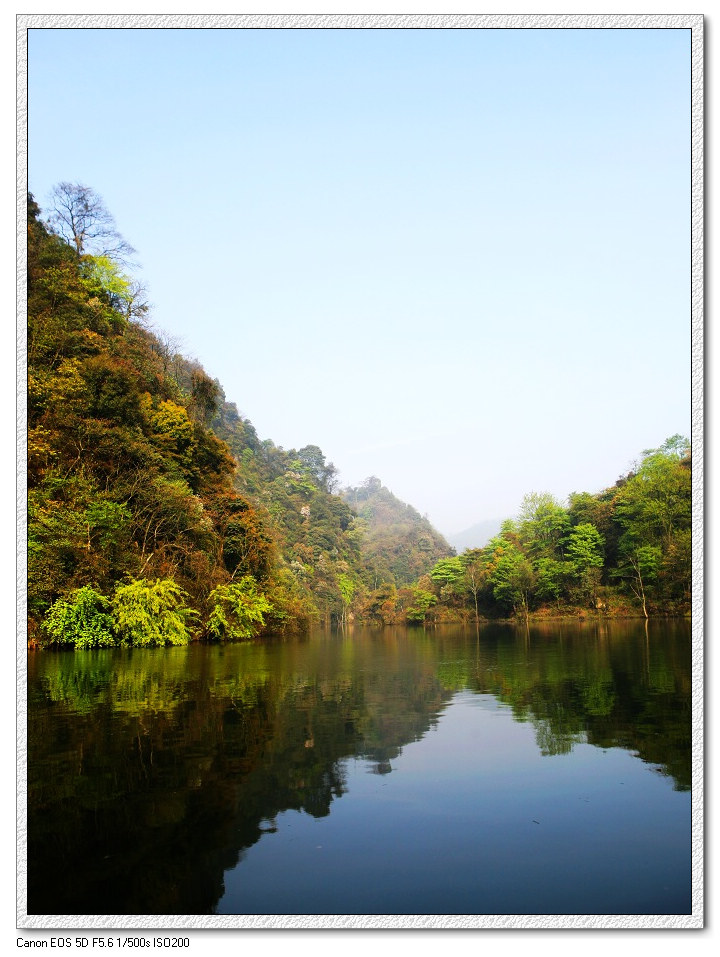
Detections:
27,25,692,536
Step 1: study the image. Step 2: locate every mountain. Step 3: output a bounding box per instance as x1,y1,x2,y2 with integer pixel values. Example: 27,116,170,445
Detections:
341,477,454,587
446,519,503,554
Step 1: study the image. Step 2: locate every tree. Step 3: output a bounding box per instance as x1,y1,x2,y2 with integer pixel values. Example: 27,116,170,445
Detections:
189,370,221,426
534,557,570,606
366,583,399,624
297,445,338,492
488,544,536,621
337,574,356,625
429,556,464,590
517,492,571,558
47,182,136,264
613,437,691,607
405,587,437,624
566,523,604,568
566,523,604,604
81,255,149,322
615,440,691,551
460,549,486,625
616,545,661,618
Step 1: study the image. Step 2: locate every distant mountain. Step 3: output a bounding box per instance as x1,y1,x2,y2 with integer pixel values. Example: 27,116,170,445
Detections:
446,519,503,554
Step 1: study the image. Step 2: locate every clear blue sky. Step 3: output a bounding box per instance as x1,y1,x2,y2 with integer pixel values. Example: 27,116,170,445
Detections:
27,26,692,536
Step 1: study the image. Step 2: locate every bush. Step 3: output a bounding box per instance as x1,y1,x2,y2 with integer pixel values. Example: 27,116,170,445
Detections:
112,578,197,646
206,576,273,641
42,585,116,648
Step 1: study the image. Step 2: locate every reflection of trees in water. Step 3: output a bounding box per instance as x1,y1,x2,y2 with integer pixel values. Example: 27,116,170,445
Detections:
466,621,691,784
26,621,690,915
533,712,586,757
27,636,452,915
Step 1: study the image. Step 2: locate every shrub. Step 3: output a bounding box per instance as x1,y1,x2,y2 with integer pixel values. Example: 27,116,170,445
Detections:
42,585,116,649
207,576,273,641
112,578,197,646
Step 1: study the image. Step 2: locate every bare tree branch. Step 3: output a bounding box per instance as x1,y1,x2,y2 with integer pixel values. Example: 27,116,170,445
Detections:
46,182,137,266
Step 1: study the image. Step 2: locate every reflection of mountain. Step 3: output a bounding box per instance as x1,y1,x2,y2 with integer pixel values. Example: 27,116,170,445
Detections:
27,621,691,915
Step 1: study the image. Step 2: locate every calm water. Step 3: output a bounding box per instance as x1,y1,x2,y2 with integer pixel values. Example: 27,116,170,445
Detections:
26,620,692,917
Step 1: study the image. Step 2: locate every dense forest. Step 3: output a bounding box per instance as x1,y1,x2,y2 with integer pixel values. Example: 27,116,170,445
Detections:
26,185,692,648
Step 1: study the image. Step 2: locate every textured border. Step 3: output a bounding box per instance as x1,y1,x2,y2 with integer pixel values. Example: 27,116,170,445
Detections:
17,11,704,933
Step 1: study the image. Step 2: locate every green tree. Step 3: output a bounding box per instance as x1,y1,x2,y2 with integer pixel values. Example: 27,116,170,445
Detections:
488,545,536,621
296,445,338,492
534,557,570,606
613,437,691,608
616,545,662,618
81,254,148,322
614,438,691,551
405,587,437,624
460,549,487,625
429,556,465,591
567,523,604,569
337,574,356,625
566,523,604,604
517,492,571,558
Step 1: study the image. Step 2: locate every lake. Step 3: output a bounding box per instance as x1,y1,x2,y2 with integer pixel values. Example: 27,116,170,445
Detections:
25,619,693,920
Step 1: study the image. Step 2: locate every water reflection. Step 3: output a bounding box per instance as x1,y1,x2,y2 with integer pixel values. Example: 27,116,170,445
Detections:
26,620,691,915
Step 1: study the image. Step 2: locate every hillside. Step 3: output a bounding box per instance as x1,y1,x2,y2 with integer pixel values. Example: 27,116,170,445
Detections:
341,477,454,587
26,186,452,644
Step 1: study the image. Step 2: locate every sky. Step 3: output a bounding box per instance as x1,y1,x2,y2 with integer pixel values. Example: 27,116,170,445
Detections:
26,24,693,537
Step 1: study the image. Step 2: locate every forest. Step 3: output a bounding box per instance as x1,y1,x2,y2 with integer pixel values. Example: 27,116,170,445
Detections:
26,185,692,648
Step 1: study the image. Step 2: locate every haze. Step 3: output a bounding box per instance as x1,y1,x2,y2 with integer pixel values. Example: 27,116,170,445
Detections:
27,26,691,538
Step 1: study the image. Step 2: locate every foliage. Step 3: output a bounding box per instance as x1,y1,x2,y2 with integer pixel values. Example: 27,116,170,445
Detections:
488,548,535,617
206,577,274,641
27,189,272,629
405,587,437,624
534,558,569,604
42,586,115,649
566,523,604,570
429,556,465,589
112,579,197,647
518,492,571,558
